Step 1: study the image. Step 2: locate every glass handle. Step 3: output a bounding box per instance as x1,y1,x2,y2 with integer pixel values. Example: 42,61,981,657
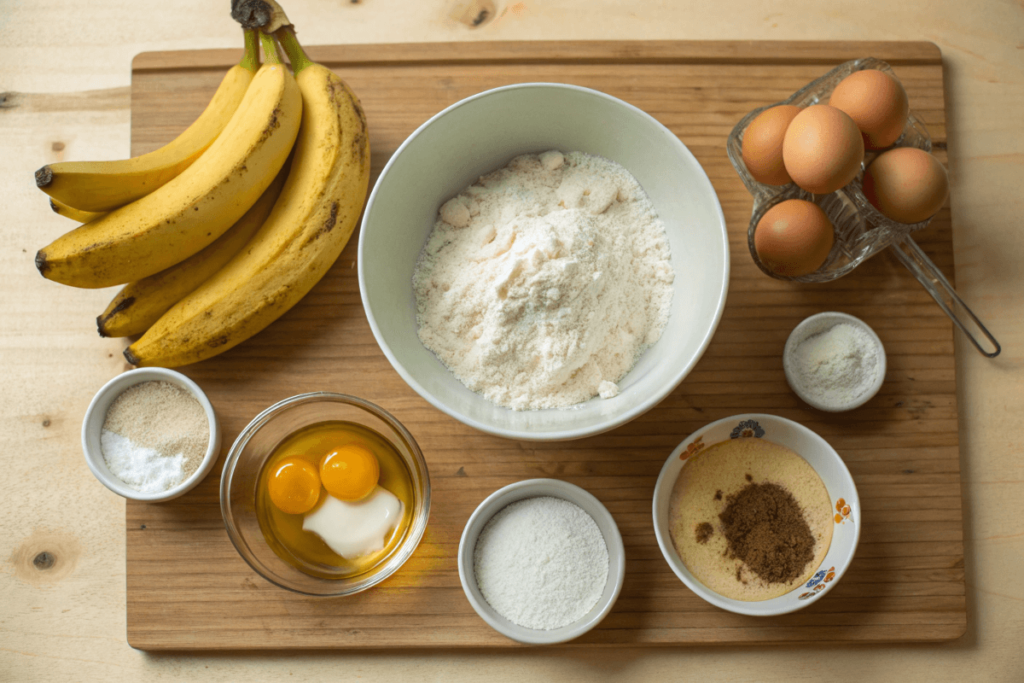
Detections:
889,235,1001,358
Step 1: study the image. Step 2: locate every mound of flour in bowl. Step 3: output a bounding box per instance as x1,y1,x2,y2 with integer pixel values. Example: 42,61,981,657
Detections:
412,150,674,411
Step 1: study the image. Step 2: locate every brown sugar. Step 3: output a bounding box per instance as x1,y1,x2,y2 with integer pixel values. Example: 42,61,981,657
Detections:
695,522,714,544
719,482,815,584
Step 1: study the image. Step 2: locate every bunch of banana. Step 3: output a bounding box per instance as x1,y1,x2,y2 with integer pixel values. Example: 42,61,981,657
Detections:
126,26,370,367
34,5,371,369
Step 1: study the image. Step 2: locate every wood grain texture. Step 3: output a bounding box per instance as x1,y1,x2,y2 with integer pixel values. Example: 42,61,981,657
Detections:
125,40,965,650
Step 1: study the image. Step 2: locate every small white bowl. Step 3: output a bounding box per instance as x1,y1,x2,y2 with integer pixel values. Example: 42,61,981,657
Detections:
82,368,221,503
783,311,887,412
458,479,626,644
359,82,729,441
652,414,860,617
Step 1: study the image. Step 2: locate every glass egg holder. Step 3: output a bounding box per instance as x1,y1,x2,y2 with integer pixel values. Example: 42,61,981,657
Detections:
726,57,1000,357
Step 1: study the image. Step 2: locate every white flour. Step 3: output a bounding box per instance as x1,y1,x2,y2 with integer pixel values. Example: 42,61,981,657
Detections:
473,496,609,631
413,150,674,410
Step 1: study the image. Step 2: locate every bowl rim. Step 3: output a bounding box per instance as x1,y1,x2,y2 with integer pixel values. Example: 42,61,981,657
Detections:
782,312,887,412
457,478,626,644
219,391,431,597
357,81,730,442
651,412,861,616
80,367,221,503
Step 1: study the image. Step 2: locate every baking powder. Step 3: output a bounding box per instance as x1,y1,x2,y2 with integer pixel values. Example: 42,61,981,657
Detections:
788,322,882,409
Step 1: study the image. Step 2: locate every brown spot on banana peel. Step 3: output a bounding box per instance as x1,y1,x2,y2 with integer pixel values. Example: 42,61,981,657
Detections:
206,336,229,349
306,202,339,245
35,166,53,188
257,107,282,145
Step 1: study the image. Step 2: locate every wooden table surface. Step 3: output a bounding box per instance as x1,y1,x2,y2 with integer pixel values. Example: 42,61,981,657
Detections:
2,1,1021,680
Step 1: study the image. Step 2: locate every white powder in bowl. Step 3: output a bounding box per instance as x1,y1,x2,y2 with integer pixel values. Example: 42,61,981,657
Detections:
99,380,209,493
412,150,674,410
788,322,883,409
473,496,609,631
100,430,188,493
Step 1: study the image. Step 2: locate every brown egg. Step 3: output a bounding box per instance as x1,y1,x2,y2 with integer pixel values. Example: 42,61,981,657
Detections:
782,105,864,194
829,70,909,150
742,105,802,185
754,199,835,277
863,147,949,224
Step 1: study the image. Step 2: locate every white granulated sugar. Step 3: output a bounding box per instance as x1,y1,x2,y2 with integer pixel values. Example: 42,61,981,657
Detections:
473,496,610,631
790,322,882,409
100,430,187,493
413,150,674,410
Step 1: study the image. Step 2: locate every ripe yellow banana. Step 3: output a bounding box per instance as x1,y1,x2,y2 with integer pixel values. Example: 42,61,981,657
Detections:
34,29,261,213
36,32,301,289
126,28,370,368
96,160,289,338
50,198,106,223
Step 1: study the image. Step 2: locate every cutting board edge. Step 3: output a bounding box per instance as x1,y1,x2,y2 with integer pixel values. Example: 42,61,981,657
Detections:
131,39,943,72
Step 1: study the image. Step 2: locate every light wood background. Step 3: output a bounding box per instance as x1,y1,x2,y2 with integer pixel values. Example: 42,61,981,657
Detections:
2,0,1021,680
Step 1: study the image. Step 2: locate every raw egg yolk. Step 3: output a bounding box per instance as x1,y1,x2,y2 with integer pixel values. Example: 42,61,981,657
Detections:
320,444,379,501
268,456,321,515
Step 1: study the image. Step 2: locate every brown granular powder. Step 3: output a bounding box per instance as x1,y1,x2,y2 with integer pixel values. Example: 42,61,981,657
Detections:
103,380,209,481
718,482,815,584
695,522,714,544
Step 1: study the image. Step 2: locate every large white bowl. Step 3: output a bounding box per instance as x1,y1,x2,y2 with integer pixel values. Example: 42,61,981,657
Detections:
652,413,861,616
359,83,729,440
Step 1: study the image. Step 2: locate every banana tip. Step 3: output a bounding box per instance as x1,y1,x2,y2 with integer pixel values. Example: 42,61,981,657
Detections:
34,250,50,276
96,316,109,338
35,166,53,188
123,347,141,366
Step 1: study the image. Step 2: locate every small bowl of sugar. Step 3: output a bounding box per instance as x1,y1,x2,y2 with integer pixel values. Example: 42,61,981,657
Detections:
81,367,220,502
783,312,887,412
457,478,626,645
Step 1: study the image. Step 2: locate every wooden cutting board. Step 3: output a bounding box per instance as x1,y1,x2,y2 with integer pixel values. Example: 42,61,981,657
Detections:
126,40,965,649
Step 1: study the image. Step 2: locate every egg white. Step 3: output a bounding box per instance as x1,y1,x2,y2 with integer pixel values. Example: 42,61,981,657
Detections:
302,486,403,560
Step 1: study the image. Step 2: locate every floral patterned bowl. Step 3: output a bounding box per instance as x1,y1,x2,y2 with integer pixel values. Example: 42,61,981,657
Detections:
651,413,860,616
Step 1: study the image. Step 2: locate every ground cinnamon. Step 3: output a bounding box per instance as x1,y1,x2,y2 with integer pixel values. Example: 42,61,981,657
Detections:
718,482,815,584
695,522,714,544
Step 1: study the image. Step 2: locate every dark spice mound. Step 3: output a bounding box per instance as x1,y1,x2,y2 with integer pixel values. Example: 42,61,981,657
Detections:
719,482,815,584
695,522,714,544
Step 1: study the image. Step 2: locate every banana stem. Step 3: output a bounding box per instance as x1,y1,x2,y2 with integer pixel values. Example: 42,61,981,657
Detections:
259,30,284,65
275,26,314,75
240,28,260,73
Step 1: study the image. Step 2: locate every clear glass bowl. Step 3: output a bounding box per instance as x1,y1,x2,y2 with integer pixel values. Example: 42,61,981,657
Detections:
726,58,1000,357
220,392,430,596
